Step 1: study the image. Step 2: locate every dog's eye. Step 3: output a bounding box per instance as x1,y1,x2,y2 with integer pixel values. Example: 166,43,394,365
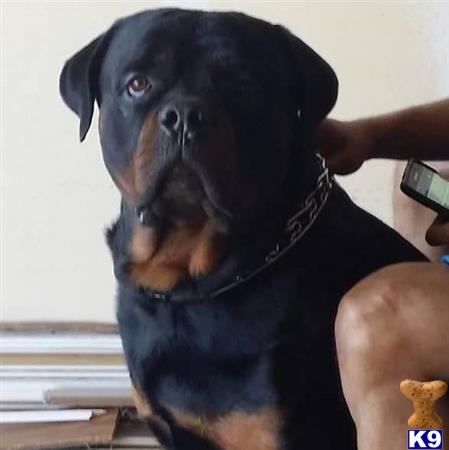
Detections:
127,75,151,97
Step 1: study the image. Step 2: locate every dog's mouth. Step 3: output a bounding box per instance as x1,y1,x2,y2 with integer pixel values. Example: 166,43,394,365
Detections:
136,162,233,231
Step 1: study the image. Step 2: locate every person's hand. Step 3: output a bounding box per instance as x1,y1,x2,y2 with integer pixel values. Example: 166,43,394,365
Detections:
315,119,374,175
426,216,449,247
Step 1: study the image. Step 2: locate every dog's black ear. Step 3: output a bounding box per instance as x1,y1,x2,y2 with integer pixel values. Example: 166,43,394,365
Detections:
276,26,338,128
60,32,111,141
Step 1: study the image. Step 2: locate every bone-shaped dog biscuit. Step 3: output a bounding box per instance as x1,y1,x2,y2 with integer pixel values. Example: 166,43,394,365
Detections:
400,379,448,429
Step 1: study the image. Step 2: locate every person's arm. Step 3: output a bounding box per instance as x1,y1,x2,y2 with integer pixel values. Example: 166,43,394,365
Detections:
316,99,449,248
316,99,449,175
369,99,449,161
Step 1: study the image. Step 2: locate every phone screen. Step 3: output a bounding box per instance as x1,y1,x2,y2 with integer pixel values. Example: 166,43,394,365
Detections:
407,162,449,209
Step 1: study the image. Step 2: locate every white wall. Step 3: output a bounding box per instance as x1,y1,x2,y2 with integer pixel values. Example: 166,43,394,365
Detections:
2,1,448,323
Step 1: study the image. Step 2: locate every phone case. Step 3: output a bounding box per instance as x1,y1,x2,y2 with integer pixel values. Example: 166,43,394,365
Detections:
400,159,449,218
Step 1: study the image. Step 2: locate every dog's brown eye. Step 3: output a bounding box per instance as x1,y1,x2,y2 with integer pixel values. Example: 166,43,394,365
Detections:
127,75,151,96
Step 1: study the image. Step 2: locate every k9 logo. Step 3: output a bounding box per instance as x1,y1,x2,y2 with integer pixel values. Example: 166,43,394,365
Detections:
408,430,443,449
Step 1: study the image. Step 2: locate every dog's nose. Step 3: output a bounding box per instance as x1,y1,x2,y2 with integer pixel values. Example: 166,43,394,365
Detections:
159,101,205,144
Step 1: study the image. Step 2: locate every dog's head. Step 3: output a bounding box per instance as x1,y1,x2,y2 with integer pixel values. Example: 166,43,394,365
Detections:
60,9,337,234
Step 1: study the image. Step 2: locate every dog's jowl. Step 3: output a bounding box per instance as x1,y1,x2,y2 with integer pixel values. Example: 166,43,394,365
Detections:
60,9,426,450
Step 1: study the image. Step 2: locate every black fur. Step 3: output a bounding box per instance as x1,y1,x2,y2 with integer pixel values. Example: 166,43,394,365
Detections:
60,9,426,450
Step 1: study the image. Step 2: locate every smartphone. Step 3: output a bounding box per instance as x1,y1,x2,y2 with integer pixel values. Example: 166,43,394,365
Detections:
401,159,449,218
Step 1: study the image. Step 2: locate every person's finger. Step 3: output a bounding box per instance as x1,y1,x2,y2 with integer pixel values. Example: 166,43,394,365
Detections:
425,216,449,246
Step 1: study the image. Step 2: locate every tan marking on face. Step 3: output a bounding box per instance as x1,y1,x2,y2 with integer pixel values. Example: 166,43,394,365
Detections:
131,383,154,419
129,219,223,291
167,406,283,450
113,114,159,203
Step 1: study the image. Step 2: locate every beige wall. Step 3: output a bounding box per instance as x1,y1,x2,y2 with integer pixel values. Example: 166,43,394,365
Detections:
2,1,448,322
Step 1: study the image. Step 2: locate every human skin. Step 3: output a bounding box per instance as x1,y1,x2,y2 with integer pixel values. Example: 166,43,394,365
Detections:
335,262,449,450
316,99,449,449
316,99,449,256
316,99,449,173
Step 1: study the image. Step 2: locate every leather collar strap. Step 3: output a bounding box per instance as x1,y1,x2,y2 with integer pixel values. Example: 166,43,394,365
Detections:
140,155,333,303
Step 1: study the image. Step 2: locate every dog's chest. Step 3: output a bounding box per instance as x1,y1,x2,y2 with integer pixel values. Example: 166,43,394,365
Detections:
119,288,290,449
117,259,354,449
120,290,285,406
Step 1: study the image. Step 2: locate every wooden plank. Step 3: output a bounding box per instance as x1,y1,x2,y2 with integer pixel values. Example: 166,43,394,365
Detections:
0,409,103,424
1,334,123,355
45,388,133,408
0,409,119,450
0,322,118,334
113,419,161,447
0,354,125,366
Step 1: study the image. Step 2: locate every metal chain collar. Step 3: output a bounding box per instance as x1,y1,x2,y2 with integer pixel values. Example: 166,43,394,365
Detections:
209,154,333,297
146,154,333,302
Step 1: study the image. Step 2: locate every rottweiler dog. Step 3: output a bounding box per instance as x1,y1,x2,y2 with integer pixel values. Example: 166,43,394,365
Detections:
60,9,426,450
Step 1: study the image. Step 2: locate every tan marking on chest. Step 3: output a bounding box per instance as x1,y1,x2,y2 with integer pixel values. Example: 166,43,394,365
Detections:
107,110,228,291
167,406,282,450
130,224,159,263
129,220,223,291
